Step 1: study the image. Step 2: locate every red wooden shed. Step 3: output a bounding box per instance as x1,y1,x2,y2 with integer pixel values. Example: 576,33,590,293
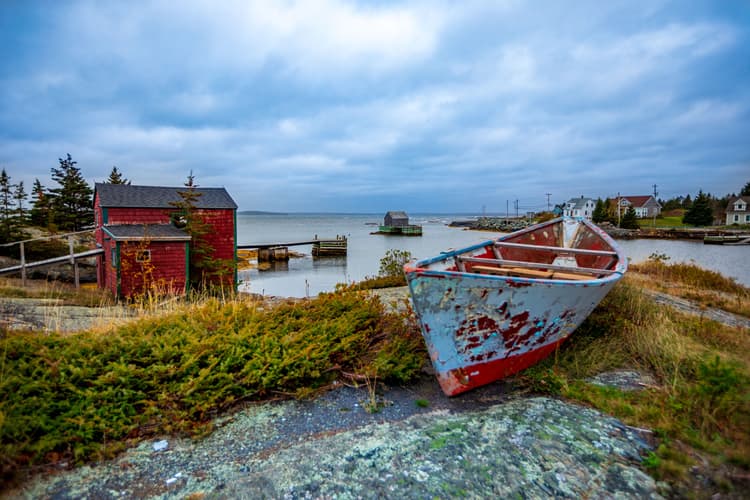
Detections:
94,183,238,298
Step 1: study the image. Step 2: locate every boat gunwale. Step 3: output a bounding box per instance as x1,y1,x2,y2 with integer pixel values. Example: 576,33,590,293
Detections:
404,217,627,286
404,266,624,286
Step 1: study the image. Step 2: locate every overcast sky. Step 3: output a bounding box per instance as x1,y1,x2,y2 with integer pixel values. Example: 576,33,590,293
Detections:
1,1,748,213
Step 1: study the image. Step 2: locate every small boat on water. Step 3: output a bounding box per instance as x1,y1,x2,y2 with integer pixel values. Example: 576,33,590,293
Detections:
404,217,627,396
703,234,750,245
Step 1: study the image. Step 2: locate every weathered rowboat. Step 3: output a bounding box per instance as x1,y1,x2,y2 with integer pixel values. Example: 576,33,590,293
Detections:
404,217,627,396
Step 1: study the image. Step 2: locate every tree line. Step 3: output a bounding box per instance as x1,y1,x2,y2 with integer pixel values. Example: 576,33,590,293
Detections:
585,181,750,229
0,154,128,245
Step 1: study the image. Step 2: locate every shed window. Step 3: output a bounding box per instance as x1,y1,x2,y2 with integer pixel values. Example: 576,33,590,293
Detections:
136,250,151,263
111,248,117,268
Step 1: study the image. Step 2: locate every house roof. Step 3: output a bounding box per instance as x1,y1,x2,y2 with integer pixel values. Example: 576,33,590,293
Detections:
385,211,408,218
565,197,593,209
102,224,191,242
620,195,655,208
727,196,750,210
95,183,238,210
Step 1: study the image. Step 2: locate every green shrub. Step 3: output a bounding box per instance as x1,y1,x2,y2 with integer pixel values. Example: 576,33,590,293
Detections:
378,249,412,278
0,290,426,480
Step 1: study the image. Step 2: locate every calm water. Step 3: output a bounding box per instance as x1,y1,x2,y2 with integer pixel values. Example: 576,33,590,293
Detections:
237,214,750,297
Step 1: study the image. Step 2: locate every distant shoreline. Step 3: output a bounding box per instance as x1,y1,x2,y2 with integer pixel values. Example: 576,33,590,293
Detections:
238,210,288,215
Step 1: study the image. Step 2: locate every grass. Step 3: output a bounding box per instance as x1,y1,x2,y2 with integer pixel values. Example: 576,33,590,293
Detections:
521,275,750,495
0,278,116,308
629,258,750,318
639,215,690,228
0,289,425,483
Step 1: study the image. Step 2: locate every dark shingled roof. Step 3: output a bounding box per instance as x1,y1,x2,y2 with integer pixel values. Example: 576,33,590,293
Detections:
385,211,408,218
95,183,237,210
102,224,191,241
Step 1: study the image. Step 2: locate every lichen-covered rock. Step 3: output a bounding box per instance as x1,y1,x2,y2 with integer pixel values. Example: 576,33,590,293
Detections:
16,394,660,499
587,370,657,391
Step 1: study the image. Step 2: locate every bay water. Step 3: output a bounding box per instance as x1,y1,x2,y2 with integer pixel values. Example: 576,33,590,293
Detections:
236,214,749,297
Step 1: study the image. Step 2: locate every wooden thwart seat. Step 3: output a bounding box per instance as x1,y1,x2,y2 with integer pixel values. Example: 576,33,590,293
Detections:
471,265,592,281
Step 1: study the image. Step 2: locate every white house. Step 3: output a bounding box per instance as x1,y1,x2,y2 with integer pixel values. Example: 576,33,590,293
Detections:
563,196,596,219
725,196,750,225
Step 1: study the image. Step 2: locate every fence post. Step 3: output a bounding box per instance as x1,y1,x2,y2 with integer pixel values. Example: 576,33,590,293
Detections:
20,241,26,287
69,236,80,289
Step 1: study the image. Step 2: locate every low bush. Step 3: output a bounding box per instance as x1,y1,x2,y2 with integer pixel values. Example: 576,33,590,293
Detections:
0,290,425,481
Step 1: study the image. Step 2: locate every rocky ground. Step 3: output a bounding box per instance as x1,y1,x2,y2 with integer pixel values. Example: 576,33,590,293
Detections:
3,286,747,498
8,375,663,499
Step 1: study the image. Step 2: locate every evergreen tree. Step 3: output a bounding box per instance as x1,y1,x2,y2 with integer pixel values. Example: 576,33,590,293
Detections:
29,179,52,228
0,168,14,242
13,181,27,227
682,194,692,209
620,206,640,229
741,181,750,196
48,154,94,231
682,190,714,226
107,166,130,185
661,196,684,211
592,198,607,223
169,171,234,289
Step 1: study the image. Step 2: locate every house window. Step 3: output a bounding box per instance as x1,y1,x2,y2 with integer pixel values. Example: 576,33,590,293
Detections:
746,215,750,223
136,250,151,263
111,248,117,268
734,214,740,222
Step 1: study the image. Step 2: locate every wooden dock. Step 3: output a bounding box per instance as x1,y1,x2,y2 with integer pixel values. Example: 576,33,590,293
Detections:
312,237,347,256
238,236,347,261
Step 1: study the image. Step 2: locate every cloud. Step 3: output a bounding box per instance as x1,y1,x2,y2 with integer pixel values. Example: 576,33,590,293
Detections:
0,1,747,211
61,0,443,81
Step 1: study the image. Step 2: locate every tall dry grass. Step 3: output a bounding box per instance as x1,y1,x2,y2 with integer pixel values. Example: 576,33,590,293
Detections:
524,277,750,490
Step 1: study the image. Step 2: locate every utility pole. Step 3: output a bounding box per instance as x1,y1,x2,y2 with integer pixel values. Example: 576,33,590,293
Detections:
617,192,621,227
545,193,551,212
506,200,509,219
514,199,519,218
652,184,658,227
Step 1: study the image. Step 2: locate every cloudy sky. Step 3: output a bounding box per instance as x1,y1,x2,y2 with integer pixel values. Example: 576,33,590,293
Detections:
1,1,748,213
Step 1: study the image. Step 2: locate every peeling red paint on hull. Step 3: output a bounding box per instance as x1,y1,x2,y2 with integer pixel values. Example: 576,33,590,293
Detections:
404,217,627,397
436,337,567,396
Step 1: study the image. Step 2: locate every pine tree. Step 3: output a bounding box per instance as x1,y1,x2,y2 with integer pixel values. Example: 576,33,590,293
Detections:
169,171,234,290
13,181,27,227
0,168,14,242
170,172,210,288
107,166,130,185
592,198,607,223
741,181,750,196
29,179,52,228
682,190,714,226
620,206,640,229
48,154,94,231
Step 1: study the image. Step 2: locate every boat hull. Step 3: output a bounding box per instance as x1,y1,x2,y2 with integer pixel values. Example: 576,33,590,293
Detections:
404,217,625,396
407,270,617,395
